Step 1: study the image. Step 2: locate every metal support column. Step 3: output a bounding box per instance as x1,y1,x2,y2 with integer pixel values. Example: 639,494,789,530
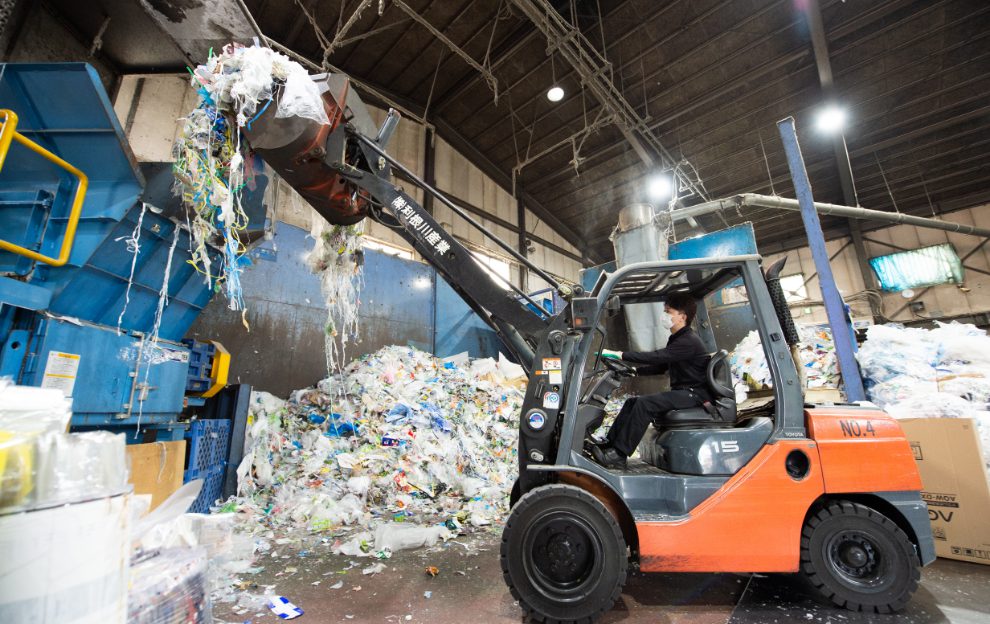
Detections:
777,117,866,401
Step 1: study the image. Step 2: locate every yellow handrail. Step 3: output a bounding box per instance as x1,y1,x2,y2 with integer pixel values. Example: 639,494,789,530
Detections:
0,109,88,267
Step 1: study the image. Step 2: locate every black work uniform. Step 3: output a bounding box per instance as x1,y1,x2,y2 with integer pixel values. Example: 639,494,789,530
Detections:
605,326,710,457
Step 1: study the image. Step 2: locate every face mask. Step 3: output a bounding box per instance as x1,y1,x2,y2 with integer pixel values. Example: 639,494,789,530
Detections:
659,309,674,329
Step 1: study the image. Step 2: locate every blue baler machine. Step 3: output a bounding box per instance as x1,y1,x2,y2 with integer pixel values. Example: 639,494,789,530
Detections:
0,63,264,508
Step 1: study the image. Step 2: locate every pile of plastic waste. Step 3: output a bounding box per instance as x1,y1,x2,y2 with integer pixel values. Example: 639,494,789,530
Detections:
857,322,990,413
857,322,990,476
225,345,527,557
729,324,839,394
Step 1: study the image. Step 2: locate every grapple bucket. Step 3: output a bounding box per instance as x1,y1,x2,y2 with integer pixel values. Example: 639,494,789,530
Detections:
242,73,378,225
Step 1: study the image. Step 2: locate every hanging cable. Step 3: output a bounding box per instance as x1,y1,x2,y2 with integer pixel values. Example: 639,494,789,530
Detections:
874,152,900,214
422,50,447,122
325,0,376,64
391,0,500,104
758,129,776,196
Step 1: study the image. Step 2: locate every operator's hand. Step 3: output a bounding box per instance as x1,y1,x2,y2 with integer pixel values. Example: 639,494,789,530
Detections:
600,349,622,360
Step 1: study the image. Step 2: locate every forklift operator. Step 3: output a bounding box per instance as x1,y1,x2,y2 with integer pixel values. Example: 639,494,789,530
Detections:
593,293,710,469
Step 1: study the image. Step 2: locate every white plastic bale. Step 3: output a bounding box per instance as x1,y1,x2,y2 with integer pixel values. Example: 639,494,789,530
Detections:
885,392,978,420
0,494,130,624
974,413,990,477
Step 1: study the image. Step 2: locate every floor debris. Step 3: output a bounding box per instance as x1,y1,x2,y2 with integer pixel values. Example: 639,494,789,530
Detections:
268,595,304,620
197,344,527,612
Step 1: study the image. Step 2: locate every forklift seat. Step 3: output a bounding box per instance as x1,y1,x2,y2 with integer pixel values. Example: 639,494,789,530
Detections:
657,350,737,429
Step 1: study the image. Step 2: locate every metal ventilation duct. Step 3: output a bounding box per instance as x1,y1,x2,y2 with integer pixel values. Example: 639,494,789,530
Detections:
611,204,671,352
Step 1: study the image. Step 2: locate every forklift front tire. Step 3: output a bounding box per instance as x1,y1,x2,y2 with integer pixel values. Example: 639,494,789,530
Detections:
501,484,627,624
800,500,921,613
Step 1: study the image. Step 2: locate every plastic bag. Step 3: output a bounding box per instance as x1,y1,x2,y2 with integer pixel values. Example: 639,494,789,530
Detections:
373,523,450,552
32,430,127,508
128,547,213,624
0,378,72,433
275,68,330,125
133,479,204,545
885,392,978,420
332,532,373,557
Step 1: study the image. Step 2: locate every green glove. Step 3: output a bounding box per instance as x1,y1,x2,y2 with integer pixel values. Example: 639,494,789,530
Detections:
600,349,622,360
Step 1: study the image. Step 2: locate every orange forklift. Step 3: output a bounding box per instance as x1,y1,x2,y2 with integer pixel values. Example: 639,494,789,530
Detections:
237,71,934,624
501,256,934,623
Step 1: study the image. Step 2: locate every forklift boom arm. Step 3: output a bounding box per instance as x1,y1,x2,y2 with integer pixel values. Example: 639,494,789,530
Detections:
241,73,566,372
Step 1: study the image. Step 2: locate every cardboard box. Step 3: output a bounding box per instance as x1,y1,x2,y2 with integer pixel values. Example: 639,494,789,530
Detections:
899,418,990,565
806,387,843,403
126,440,186,511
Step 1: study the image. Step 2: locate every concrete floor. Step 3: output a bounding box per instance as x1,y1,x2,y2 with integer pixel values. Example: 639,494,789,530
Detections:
215,532,990,624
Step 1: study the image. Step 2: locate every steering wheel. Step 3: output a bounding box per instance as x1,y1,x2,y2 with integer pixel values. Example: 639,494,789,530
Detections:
602,356,636,377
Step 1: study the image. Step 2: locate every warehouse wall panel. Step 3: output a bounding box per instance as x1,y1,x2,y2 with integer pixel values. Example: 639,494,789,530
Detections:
187,222,512,397
761,205,990,326
113,75,199,163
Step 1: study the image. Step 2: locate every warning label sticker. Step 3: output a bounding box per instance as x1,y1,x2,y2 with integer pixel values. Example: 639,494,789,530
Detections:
40,351,80,397
542,358,562,370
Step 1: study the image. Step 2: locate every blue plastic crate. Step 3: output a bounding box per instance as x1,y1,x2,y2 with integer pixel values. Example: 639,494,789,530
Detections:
186,419,231,474
184,419,230,513
186,465,226,513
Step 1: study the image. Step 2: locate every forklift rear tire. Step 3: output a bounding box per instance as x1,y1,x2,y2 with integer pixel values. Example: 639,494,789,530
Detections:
800,500,920,613
501,484,627,624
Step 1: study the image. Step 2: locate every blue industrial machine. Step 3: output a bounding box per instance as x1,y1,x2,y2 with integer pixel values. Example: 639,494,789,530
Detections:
0,64,259,456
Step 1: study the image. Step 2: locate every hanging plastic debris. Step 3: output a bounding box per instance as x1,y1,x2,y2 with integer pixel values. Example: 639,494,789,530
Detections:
115,202,148,334
173,94,249,311
307,219,365,372
173,43,330,313
149,225,180,345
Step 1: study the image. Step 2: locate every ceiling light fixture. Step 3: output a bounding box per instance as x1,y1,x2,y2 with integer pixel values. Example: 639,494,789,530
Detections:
546,52,563,102
646,174,674,202
815,104,847,134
